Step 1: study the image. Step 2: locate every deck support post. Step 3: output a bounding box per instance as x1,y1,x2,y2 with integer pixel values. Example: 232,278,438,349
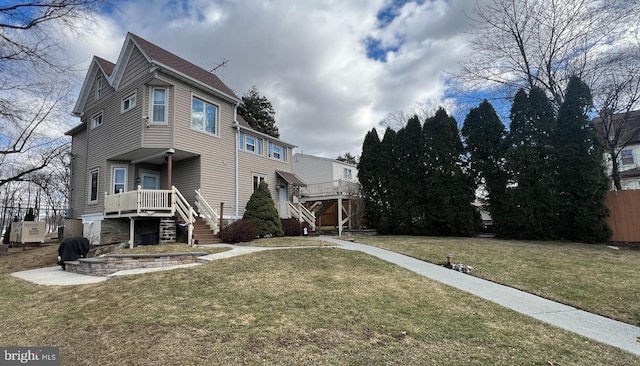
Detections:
129,218,135,249
338,197,343,237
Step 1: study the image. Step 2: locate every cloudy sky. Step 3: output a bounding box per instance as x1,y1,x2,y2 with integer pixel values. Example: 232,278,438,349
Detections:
65,0,481,158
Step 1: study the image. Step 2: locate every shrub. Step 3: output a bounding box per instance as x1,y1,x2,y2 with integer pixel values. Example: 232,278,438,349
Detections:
281,218,311,236
243,181,284,237
218,219,257,244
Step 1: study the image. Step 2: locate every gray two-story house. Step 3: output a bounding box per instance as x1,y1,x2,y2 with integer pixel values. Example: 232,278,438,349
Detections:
66,33,310,245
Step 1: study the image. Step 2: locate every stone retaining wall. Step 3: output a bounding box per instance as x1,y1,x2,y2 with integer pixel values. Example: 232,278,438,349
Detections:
64,252,208,277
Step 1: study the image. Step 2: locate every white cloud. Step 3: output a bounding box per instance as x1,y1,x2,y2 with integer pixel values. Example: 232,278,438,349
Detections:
63,0,476,157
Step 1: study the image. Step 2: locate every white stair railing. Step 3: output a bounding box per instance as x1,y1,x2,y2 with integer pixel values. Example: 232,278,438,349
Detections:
172,186,196,244
194,189,220,234
287,202,316,231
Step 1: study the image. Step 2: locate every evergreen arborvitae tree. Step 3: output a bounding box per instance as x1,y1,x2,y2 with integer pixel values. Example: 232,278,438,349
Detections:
504,87,558,239
238,85,280,138
461,100,508,234
421,108,476,236
377,127,400,234
358,128,384,230
394,115,424,234
555,76,611,243
243,181,283,237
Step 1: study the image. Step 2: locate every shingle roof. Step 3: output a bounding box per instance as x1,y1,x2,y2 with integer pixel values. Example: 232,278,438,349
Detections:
594,109,640,145
95,56,115,77
128,33,238,100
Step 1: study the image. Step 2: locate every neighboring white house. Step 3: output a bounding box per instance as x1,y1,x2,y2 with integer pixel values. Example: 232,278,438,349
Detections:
292,153,361,235
292,153,358,184
598,110,640,190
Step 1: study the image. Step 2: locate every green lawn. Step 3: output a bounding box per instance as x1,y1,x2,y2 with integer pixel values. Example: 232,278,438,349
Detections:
1,243,638,365
353,236,640,326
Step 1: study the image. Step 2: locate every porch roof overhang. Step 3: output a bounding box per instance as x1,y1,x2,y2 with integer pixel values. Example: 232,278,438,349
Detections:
276,170,307,187
112,148,199,165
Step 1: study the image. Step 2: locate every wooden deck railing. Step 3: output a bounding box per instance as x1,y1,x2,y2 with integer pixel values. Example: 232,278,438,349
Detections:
104,187,174,215
301,180,360,197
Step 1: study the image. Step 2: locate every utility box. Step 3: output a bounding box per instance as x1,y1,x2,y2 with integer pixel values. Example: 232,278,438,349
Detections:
11,221,46,244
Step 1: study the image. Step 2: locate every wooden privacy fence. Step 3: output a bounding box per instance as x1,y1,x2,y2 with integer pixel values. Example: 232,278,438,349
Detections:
605,190,640,242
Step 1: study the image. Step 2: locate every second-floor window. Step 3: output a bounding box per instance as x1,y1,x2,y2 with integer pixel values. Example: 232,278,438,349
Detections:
151,87,167,123
91,112,103,129
621,149,635,165
343,168,353,180
268,142,287,162
191,97,217,135
122,92,136,112
239,132,263,154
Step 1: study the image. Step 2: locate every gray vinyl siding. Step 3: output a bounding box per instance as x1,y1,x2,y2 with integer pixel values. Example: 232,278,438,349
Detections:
238,141,293,217
119,47,151,91
171,77,238,215
172,156,201,206
78,50,155,214
142,74,173,147
70,128,88,219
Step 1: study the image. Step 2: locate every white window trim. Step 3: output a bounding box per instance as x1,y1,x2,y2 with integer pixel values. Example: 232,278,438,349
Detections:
89,169,99,204
252,173,266,191
268,142,287,162
112,166,128,194
239,132,263,155
190,94,219,136
121,91,137,113
96,75,102,100
151,87,168,124
91,111,103,129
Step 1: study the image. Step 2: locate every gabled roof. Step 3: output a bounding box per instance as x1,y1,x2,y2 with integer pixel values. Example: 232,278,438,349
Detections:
594,109,640,146
95,56,115,76
73,32,239,116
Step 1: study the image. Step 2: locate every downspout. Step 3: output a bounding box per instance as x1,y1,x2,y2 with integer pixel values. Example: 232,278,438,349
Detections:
233,102,240,219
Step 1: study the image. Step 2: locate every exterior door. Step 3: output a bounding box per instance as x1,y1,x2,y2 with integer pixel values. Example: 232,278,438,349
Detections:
278,186,288,219
140,172,160,190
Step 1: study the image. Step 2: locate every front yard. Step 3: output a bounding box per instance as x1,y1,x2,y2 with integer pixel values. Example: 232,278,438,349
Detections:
0,238,638,365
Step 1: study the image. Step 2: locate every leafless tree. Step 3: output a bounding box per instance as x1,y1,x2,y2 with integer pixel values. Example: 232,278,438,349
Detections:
0,1,111,190
457,0,640,189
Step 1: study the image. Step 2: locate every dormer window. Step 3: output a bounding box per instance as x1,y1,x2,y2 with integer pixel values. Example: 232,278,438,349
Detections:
95,75,102,99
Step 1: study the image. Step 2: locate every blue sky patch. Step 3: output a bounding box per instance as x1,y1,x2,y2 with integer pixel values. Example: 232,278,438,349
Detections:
365,37,400,62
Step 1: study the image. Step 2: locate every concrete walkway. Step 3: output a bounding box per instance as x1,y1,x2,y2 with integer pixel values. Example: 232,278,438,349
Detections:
10,238,640,356
319,236,640,357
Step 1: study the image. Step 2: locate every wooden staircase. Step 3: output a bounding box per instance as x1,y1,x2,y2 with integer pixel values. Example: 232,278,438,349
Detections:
192,217,222,244
178,216,221,244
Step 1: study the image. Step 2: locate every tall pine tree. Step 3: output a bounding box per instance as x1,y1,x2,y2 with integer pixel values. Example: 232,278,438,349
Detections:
504,87,558,239
394,115,424,234
358,128,383,230
421,108,476,236
238,86,280,138
554,76,611,243
462,100,508,234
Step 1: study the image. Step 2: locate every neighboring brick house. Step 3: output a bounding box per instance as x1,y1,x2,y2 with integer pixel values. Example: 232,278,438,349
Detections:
66,33,309,245
597,110,640,190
